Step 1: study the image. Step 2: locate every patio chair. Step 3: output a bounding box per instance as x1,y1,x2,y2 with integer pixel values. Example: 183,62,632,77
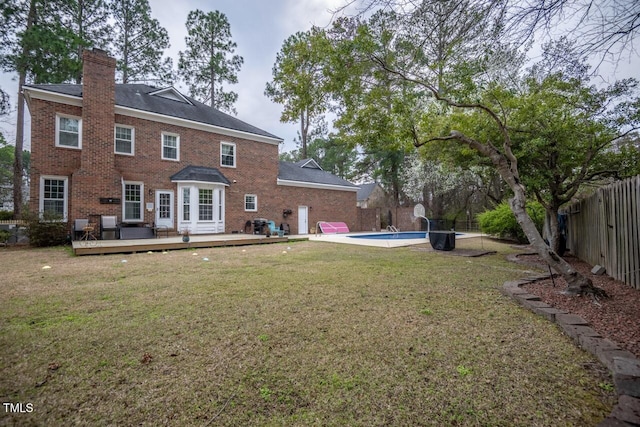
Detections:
73,219,89,240
267,221,283,237
280,223,290,235
100,215,119,240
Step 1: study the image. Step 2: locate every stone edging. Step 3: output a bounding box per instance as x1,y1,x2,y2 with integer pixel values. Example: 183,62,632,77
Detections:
503,253,640,426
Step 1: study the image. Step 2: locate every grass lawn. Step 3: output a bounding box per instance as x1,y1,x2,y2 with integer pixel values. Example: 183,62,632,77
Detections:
0,238,614,426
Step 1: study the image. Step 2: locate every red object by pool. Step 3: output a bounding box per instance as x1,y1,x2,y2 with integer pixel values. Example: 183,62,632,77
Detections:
317,221,350,234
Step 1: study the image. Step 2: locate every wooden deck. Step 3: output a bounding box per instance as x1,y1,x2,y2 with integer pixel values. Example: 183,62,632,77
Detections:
72,234,302,256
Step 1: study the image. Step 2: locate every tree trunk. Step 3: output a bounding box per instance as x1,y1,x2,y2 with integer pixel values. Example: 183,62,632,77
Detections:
12,0,37,220
13,72,25,219
300,110,308,159
509,190,594,295
544,205,563,254
449,130,602,296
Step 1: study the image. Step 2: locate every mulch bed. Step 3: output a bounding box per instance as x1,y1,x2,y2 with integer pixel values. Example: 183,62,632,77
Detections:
518,253,640,358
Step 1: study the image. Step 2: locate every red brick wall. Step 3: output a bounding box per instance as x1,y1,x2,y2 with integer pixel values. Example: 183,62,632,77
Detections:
113,113,281,228
28,49,357,234
266,186,358,234
72,49,120,220
355,206,423,232
356,207,381,232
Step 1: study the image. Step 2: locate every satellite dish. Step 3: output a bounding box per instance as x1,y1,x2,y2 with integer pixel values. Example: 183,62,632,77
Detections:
413,203,425,218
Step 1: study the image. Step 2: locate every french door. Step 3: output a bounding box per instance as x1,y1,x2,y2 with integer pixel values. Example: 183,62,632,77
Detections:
155,190,174,228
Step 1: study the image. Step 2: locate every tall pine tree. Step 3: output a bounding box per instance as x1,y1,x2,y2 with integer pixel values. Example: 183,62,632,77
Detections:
1,0,112,217
111,0,173,85
56,0,112,83
178,10,243,114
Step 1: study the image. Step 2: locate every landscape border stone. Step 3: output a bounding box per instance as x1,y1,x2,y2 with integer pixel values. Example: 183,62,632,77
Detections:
504,253,640,426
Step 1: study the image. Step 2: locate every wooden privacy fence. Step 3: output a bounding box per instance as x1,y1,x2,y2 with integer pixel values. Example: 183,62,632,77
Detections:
562,175,640,290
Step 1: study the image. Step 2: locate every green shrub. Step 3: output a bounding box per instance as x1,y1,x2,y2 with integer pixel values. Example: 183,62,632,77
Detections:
0,229,10,243
24,211,68,247
0,211,13,220
477,201,545,243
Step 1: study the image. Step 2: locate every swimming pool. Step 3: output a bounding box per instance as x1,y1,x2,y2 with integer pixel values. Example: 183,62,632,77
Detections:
309,231,476,248
349,231,428,240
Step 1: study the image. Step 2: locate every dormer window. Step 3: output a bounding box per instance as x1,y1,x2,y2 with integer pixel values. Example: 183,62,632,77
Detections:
148,87,193,104
299,159,322,169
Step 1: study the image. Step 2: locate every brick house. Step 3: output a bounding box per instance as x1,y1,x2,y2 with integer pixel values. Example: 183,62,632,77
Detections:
24,48,358,236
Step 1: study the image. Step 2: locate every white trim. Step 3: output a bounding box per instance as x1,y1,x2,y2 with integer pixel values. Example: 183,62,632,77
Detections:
39,175,68,221
55,114,82,149
244,194,258,212
277,178,359,192
298,206,309,235
177,183,225,234
115,106,282,145
220,141,236,168
161,132,180,161
24,87,83,107
171,179,229,187
300,159,323,170
148,87,193,105
180,187,191,222
155,190,174,228
23,86,283,145
122,181,145,222
114,124,135,155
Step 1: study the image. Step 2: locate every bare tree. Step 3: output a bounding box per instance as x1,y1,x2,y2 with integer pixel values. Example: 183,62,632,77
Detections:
505,0,640,61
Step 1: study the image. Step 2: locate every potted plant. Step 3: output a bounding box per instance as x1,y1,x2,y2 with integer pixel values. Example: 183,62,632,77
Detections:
181,228,190,243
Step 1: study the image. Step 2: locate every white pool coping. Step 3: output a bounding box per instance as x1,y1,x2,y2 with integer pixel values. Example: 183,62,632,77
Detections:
307,232,484,248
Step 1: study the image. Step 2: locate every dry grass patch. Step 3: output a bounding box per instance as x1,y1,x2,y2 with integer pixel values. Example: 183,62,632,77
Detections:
1,238,614,426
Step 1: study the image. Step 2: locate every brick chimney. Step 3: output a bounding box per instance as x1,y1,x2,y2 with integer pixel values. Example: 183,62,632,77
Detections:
71,48,120,219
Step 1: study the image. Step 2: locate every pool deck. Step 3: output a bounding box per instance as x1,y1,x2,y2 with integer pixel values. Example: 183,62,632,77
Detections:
72,233,307,256
71,231,485,255
308,232,484,248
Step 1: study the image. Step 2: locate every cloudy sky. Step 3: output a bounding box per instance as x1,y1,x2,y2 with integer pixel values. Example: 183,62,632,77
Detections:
0,0,346,152
147,0,348,152
1,0,638,153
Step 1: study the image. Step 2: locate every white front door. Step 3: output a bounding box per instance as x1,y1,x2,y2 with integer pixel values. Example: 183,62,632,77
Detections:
155,190,174,228
298,206,308,235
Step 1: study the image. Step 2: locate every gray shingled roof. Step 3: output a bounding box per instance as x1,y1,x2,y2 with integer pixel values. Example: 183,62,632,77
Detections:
357,183,379,201
24,83,281,141
278,160,358,188
170,166,230,185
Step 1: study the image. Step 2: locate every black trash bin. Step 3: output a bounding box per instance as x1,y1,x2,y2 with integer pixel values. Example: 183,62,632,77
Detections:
429,231,456,251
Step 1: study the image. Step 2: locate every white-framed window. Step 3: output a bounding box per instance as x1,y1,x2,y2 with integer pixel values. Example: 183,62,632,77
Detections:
55,114,82,149
162,132,179,161
199,189,213,221
218,189,223,219
123,181,144,222
39,176,68,220
244,194,257,212
182,188,190,221
220,142,236,167
115,125,135,155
